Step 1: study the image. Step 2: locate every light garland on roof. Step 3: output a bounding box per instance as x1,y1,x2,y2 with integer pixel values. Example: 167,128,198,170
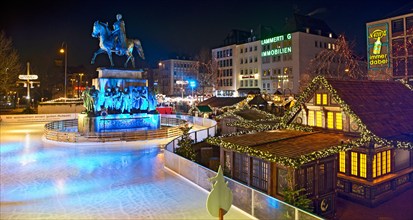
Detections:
210,75,412,169
206,136,359,168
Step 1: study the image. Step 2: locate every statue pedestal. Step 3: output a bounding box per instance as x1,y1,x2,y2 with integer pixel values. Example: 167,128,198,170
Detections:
97,67,143,79
78,113,160,134
79,67,158,135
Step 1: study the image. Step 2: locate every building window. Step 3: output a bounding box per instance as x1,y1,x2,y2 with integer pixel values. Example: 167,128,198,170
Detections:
308,110,314,126
252,158,268,191
316,111,322,127
233,152,249,183
241,80,244,87
350,152,367,178
392,18,404,37
360,153,367,178
407,16,413,35
254,46,257,51
306,166,314,196
318,162,334,194
373,150,391,178
336,112,343,130
254,80,258,87
327,111,343,130
316,93,328,105
327,112,334,129
339,151,346,173
351,152,358,176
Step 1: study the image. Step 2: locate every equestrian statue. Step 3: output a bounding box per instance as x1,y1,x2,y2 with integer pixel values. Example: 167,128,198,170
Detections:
91,14,145,68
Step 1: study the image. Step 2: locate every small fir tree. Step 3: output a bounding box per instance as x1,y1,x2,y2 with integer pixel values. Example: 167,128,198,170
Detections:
175,124,196,161
283,168,313,213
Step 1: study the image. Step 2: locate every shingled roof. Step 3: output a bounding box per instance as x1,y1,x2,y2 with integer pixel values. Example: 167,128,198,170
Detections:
198,96,246,108
221,130,352,160
327,79,413,142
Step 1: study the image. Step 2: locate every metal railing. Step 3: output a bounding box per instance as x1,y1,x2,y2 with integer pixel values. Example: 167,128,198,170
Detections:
44,116,188,143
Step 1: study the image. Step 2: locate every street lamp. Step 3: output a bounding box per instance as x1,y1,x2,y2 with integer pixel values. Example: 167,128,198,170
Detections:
189,80,196,105
60,42,68,99
70,78,75,97
78,73,84,98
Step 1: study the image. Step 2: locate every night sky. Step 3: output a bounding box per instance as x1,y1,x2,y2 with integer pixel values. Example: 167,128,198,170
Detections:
1,0,412,74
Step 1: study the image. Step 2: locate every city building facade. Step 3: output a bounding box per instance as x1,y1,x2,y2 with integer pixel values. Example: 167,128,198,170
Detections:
212,45,237,97
213,14,338,97
366,12,413,85
154,59,198,97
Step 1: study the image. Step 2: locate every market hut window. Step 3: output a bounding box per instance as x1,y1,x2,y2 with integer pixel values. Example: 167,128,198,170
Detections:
318,161,334,194
316,111,323,127
308,110,324,127
339,151,346,173
327,112,343,130
372,150,391,178
308,110,315,126
233,152,249,183
351,152,367,178
298,166,315,197
315,93,328,105
252,158,269,192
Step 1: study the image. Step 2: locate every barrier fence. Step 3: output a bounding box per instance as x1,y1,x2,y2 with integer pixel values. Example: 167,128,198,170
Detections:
44,115,189,143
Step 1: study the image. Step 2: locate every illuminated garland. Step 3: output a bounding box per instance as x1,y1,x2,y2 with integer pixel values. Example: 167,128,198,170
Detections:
206,136,358,168
206,76,412,169
226,120,280,131
400,79,413,91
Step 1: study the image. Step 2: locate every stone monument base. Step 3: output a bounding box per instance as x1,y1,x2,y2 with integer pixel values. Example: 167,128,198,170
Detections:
78,113,160,134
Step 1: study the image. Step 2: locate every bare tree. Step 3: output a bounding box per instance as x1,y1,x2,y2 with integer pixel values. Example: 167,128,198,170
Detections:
301,35,367,90
0,31,22,95
192,48,219,99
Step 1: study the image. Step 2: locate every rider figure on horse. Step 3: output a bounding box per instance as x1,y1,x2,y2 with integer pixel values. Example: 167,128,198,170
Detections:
112,14,127,56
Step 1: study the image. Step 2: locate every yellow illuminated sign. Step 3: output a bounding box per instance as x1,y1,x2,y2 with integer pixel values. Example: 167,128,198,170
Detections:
367,23,389,69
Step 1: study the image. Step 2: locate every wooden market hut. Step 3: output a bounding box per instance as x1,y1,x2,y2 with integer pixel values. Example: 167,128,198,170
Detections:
284,76,413,207
208,129,353,218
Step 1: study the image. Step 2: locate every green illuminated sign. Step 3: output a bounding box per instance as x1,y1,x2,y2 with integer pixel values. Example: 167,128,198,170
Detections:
261,47,292,57
261,33,292,45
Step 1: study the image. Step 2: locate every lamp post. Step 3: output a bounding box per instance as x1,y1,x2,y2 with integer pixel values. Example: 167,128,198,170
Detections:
189,80,196,105
78,73,84,98
60,42,68,99
70,78,75,97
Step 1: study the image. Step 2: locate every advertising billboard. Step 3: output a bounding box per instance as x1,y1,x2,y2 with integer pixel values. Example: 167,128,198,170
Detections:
367,23,390,70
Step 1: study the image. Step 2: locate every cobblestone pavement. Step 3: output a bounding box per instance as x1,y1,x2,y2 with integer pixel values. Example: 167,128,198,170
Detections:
0,122,252,220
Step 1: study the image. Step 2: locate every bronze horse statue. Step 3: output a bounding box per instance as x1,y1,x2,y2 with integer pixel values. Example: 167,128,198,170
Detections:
91,21,145,68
